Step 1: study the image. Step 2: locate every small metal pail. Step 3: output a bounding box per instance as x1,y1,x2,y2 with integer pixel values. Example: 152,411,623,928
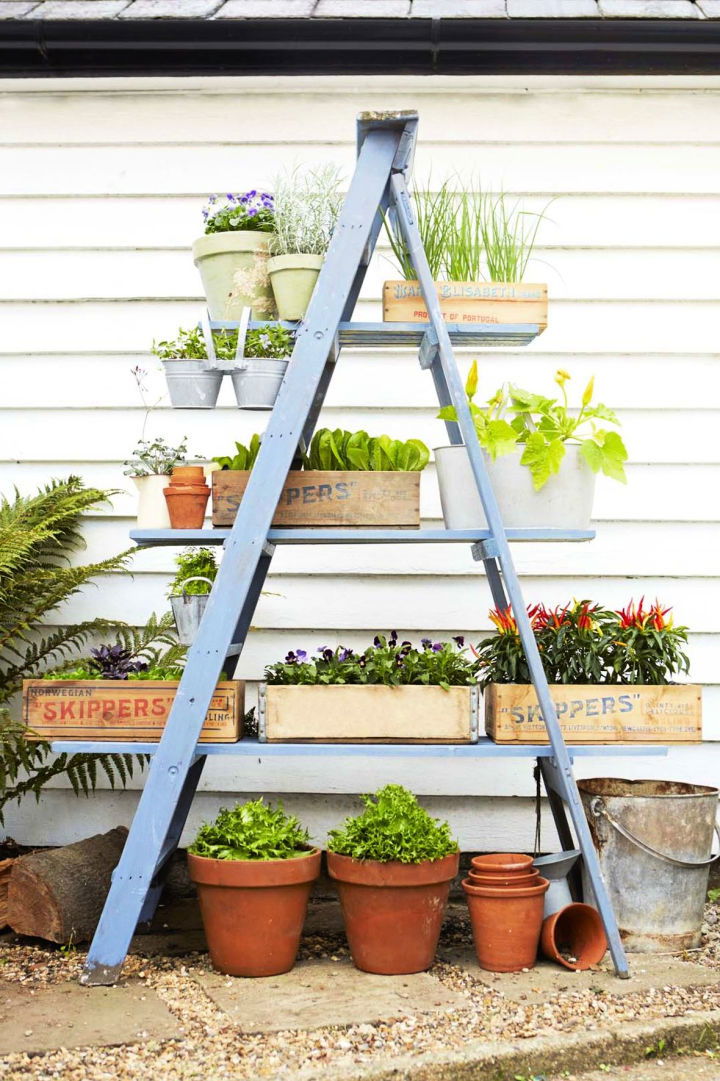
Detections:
170,576,213,645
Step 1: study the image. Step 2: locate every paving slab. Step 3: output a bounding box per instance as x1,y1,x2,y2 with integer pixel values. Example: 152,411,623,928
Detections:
196,958,468,1033
0,980,181,1055
439,944,720,1000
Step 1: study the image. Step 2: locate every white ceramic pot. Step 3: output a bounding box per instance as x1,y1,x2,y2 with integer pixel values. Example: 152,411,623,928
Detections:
267,253,324,321
434,444,596,530
133,474,172,529
231,357,289,410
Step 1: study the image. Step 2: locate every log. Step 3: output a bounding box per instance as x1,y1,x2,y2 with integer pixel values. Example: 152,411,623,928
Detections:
7,826,128,944
0,858,14,930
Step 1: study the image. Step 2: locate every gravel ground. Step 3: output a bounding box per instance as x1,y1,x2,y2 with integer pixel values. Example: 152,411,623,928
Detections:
1,907,720,1081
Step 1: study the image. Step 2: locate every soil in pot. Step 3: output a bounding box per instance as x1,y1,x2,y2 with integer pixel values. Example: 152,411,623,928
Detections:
540,902,607,971
192,231,275,322
327,851,459,975
187,849,321,977
268,254,324,321
164,467,210,529
462,875,549,973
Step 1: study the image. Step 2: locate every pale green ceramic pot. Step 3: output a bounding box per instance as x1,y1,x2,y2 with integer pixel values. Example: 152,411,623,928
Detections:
267,253,324,321
192,231,275,321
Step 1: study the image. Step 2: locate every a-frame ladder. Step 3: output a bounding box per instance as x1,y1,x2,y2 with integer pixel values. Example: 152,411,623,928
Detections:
81,111,629,984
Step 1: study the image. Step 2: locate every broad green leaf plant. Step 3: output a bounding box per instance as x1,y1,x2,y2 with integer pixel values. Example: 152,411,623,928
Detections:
304,429,430,472
438,363,628,491
328,784,458,864
213,434,262,472
189,798,311,861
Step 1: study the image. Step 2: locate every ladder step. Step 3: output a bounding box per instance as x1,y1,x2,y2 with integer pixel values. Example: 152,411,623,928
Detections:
131,527,595,547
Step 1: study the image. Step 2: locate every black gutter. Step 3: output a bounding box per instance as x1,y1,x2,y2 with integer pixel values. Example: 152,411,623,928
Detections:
2,18,720,77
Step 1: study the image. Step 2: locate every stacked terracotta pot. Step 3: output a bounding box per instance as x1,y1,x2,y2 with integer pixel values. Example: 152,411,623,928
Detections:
462,852,549,972
164,466,211,529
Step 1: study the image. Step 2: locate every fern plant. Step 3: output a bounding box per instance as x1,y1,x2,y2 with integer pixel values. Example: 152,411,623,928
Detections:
0,476,144,826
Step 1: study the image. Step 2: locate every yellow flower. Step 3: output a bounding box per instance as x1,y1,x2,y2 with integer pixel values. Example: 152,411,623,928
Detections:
582,376,595,407
555,368,571,386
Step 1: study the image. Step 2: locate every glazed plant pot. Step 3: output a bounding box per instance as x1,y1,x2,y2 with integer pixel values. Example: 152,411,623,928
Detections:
162,358,223,410
170,576,214,645
470,853,535,877
434,444,596,531
267,253,324,321
327,850,459,975
133,474,172,529
187,849,321,977
192,231,275,321
231,357,289,410
462,875,549,973
540,903,607,971
164,467,210,529
533,849,581,918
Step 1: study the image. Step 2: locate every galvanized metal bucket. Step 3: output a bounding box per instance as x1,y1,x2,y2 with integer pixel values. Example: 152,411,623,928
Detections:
162,359,223,409
231,357,288,410
579,778,720,952
533,849,581,918
170,577,213,645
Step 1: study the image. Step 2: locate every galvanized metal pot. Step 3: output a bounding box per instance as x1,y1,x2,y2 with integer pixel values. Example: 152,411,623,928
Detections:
231,357,289,410
533,849,581,918
170,576,213,645
579,778,720,952
162,358,223,409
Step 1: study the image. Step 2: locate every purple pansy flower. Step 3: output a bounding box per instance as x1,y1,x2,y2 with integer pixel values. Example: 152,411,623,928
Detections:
452,635,465,647
432,642,443,653
296,649,307,662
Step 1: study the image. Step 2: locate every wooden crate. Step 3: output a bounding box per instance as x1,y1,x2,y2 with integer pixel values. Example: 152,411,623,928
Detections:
212,470,420,528
0,859,13,930
485,683,702,745
22,680,244,743
260,683,479,743
383,280,548,330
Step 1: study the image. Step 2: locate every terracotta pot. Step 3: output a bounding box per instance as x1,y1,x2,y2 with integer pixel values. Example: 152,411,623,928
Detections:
540,903,608,971
462,875,549,973
164,467,210,529
470,853,535,876
327,850,459,975
187,848,321,977
468,869,539,888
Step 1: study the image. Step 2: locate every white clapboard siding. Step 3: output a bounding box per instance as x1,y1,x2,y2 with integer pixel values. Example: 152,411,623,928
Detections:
1,74,719,847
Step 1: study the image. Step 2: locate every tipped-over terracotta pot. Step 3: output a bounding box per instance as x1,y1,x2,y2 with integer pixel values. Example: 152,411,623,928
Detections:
327,851,459,975
187,848,321,977
164,466,210,529
540,903,607,971
463,875,549,973
470,853,535,876
468,869,539,888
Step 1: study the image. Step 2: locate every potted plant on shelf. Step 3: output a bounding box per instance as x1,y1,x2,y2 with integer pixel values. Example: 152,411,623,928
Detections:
153,326,225,410
268,165,344,321
168,548,218,644
383,180,548,331
475,598,701,745
124,436,190,529
327,784,459,975
192,191,276,322
435,365,628,530
211,427,429,528
231,324,294,410
187,798,320,977
261,631,480,742
164,465,211,530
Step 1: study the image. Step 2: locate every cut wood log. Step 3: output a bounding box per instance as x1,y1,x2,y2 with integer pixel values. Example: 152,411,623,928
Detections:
7,827,128,944
0,858,14,930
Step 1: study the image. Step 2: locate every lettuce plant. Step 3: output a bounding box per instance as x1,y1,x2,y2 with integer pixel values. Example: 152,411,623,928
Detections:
328,784,458,864
213,434,262,472
304,428,429,472
202,191,274,235
189,798,310,861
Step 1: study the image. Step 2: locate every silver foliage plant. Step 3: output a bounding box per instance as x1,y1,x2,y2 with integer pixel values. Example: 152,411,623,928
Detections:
270,165,344,257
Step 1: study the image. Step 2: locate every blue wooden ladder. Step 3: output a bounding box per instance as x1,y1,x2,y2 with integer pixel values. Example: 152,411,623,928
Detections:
78,111,632,984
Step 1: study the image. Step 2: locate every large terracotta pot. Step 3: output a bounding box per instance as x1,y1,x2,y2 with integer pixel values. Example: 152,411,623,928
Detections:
540,903,608,971
470,853,535,876
327,851,459,975
164,466,210,529
462,875,549,973
187,848,321,977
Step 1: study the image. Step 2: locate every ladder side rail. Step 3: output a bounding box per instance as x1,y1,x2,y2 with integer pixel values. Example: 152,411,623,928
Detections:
390,169,629,977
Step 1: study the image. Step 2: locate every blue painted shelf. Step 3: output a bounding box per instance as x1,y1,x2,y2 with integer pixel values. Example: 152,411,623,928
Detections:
210,319,542,350
130,527,596,547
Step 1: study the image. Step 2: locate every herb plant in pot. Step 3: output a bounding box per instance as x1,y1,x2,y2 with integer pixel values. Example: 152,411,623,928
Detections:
327,784,459,975
168,547,218,645
231,324,294,410
192,192,276,321
268,165,343,321
435,365,628,531
153,327,224,409
187,798,321,977
124,437,190,529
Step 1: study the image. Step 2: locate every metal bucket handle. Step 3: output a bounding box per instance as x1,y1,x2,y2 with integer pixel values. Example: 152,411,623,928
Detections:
173,576,214,600
589,796,720,869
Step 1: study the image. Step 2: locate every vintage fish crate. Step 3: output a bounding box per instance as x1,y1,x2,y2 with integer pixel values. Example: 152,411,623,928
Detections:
259,683,480,743
22,680,244,743
485,683,702,745
212,469,420,528
382,280,548,330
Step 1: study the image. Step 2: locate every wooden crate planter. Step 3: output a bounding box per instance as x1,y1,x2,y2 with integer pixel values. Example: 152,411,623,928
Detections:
212,470,420,528
485,683,702,745
22,680,244,743
259,683,479,743
383,280,548,330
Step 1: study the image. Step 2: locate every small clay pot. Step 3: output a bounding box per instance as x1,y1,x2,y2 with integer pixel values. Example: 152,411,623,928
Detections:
187,848,321,977
468,869,539,888
462,875,549,973
164,467,210,529
327,851,459,975
470,853,535,876
540,903,608,971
